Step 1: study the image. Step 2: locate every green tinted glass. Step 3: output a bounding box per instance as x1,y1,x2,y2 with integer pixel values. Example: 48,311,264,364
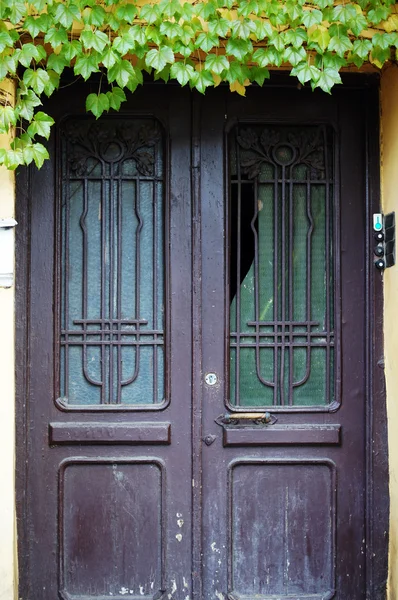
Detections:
229,126,335,408
60,118,164,406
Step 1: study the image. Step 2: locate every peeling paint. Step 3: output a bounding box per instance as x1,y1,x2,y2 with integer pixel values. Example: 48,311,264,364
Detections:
183,577,189,589
215,590,224,600
139,586,144,595
211,542,221,554
177,519,184,528
176,533,183,542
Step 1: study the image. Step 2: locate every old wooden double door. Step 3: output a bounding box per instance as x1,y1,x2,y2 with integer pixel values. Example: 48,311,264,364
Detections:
17,81,386,600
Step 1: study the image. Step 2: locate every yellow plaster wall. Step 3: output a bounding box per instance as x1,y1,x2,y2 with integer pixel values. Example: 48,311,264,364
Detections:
381,64,398,600
0,79,16,600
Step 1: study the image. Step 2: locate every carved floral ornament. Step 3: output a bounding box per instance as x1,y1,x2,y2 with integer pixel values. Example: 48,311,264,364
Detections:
62,120,161,176
236,127,326,179
0,0,397,169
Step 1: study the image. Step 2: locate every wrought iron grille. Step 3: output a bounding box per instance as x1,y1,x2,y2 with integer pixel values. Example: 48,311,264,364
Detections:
229,125,336,408
58,118,165,407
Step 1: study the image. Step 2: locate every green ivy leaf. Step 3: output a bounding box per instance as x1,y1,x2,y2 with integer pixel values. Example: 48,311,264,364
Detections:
283,28,307,48
27,111,55,139
128,26,146,47
61,40,82,61
139,3,161,24
332,4,357,24
191,69,214,93
291,62,321,84
54,3,81,28
367,6,390,25
145,46,175,72
25,142,49,169
160,21,183,40
44,27,69,48
74,52,100,79
0,30,14,53
43,70,60,96
86,92,110,118
328,35,353,56
254,19,273,40
308,26,330,52
225,61,250,84
253,47,283,67
0,106,17,134
0,52,19,79
46,53,69,74
349,14,368,36
82,5,106,26
101,47,119,69
4,147,24,169
18,43,42,68
115,4,137,23
170,62,195,86
158,0,182,18
16,90,42,121
301,8,323,28
205,54,230,74
225,38,253,60
195,33,219,52
107,59,137,87
269,31,285,52
230,19,257,39
250,66,270,86
106,87,127,110
113,33,135,55
318,52,346,70
23,68,50,94
81,28,109,52
238,0,260,18
8,1,26,24
283,46,306,66
315,68,342,93
352,39,372,60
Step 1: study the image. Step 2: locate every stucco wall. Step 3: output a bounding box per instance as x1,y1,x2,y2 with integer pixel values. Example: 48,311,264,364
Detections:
381,64,398,600
0,82,16,600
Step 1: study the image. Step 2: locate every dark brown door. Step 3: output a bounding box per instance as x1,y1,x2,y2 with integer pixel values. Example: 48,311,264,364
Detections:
17,80,387,600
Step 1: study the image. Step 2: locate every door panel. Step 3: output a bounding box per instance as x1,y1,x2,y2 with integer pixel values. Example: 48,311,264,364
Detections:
17,82,386,600
200,87,368,600
18,86,194,600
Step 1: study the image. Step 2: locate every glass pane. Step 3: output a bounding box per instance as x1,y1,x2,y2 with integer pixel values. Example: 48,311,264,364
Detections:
229,125,335,408
59,118,165,406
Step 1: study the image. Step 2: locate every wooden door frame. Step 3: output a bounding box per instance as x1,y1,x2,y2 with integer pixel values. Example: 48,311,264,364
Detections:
15,74,389,599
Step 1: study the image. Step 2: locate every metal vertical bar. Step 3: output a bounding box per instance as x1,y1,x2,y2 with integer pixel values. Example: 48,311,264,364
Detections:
64,164,70,397
324,127,331,404
279,165,286,405
134,176,143,383
116,173,123,404
153,143,158,404
109,173,114,404
288,165,294,405
100,167,106,403
253,178,274,389
273,161,279,405
235,135,242,406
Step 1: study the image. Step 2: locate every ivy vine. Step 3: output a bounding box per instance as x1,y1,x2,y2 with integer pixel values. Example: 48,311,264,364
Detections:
0,0,396,169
